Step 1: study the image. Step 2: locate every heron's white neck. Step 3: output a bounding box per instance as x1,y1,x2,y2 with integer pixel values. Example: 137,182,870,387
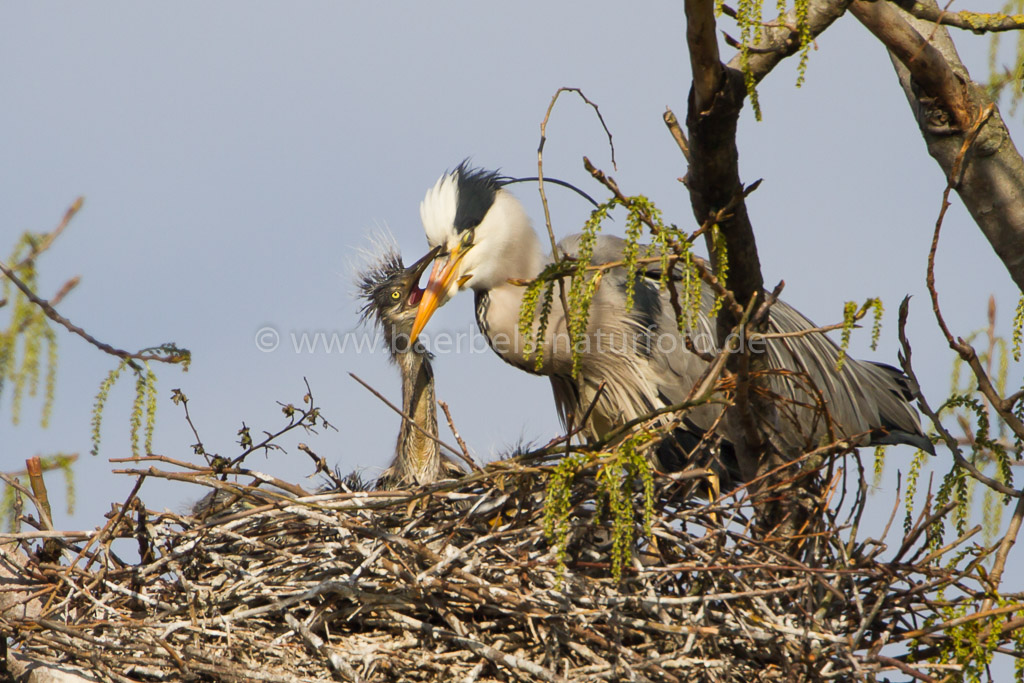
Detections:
465,191,544,292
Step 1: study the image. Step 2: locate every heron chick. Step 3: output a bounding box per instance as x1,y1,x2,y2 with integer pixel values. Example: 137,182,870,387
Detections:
357,244,461,489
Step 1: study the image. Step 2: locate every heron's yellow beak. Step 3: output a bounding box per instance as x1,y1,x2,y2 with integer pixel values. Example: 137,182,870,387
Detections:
409,243,469,344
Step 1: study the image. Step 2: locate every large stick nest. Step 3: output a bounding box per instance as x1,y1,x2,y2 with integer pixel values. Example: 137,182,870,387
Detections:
0,444,1009,683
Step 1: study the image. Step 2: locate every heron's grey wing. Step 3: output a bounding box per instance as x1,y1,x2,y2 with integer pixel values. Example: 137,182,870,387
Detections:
574,234,723,413
548,234,658,433
551,233,931,473
553,234,723,437
560,234,744,480
581,232,933,456
636,249,932,455
761,302,933,453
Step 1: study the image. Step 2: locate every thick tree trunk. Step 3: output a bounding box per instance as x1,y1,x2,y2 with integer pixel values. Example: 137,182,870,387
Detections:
681,0,849,540
855,0,1024,292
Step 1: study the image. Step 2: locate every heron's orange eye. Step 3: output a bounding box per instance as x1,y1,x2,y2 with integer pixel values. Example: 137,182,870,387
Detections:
390,290,401,300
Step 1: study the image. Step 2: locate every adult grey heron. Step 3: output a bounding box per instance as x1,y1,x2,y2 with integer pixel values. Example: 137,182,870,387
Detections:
408,162,933,484
357,244,461,489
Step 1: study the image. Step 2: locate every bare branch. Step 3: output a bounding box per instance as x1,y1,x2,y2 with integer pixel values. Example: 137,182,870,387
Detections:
871,655,941,683
889,0,1024,33
349,372,469,465
2,197,83,279
0,258,189,367
685,0,723,113
25,458,54,531
538,87,616,262
725,0,853,84
897,298,1020,497
663,108,691,164
537,87,615,327
921,104,1024,437
988,491,1024,594
851,0,973,130
438,400,482,472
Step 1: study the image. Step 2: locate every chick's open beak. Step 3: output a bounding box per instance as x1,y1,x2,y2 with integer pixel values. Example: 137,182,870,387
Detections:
402,245,441,306
410,243,468,343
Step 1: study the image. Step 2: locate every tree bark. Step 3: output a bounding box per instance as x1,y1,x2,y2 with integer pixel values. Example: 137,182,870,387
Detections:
855,0,1024,292
682,0,842,540
727,0,854,83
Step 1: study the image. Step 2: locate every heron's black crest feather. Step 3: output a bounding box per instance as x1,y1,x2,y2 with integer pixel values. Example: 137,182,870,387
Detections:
453,160,511,233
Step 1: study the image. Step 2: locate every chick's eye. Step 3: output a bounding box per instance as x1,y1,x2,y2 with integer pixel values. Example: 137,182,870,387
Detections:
390,290,401,300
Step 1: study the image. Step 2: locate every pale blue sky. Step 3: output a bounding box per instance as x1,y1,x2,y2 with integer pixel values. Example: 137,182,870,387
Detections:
2,0,1021,628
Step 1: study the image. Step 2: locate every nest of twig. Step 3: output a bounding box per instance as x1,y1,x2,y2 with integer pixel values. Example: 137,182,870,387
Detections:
0,442,1013,683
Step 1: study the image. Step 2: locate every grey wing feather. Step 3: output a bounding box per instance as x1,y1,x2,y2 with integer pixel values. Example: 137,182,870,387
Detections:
762,302,933,453
553,233,932,461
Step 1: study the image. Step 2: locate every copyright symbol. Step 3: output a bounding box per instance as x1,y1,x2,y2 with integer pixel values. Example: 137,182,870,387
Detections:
255,326,280,353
